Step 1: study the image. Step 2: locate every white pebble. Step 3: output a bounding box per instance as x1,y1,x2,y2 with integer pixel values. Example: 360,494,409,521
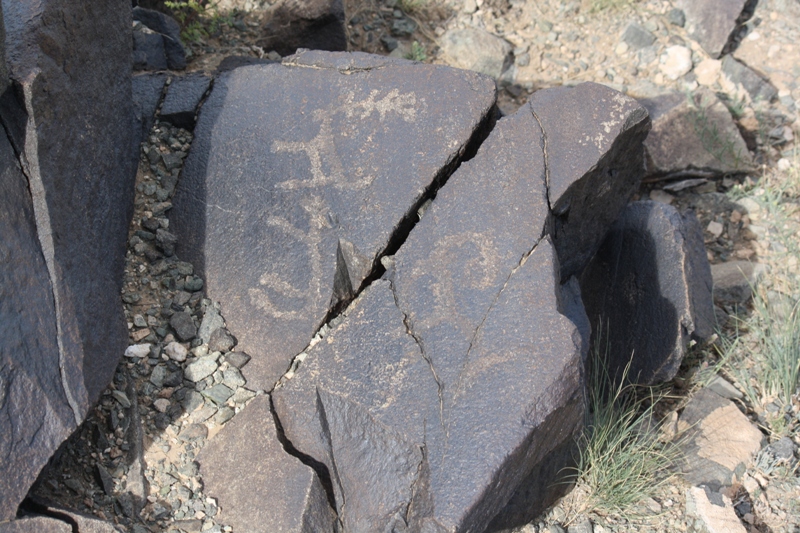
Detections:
153,398,170,413
165,341,188,362
124,343,151,358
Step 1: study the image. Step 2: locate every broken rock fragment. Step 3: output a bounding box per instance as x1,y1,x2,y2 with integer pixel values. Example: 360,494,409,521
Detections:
677,0,748,58
580,201,714,384
197,394,335,533
171,50,497,391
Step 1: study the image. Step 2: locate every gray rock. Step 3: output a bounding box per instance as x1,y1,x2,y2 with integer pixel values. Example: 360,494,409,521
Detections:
224,351,251,369
667,8,686,27
274,100,587,532
678,388,763,487
0,132,75,521
132,25,168,71
528,82,651,280
201,384,234,405
184,357,218,382
170,311,197,341
171,51,497,391
580,202,714,384
621,22,656,50
677,0,748,58
721,55,778,104
165,341,188,362
568,519,593,533
640,89,753,176
1,0,137,408
159,73,211,130
0,4,7,95
208,328,235,353
198,395,335,532
132,6,186,70
711,260,766,305
764,437,796,461
439,27,513,79
258,0,346,56
198,302,225,344
707,375,743,400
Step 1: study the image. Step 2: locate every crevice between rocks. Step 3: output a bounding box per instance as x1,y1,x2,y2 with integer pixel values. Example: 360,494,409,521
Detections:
18,499,79,533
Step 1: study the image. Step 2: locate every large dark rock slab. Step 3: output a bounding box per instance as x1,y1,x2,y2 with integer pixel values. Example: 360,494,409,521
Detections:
197,394,335,532
677,0,748,58
580,201,714,384
528,82,651,280
132,73,167,143
0,0,137,517
273,101,588,532
171,51,497,391
0,132,74,522
0,5,7,95
259,0,346,57
132,6,186,70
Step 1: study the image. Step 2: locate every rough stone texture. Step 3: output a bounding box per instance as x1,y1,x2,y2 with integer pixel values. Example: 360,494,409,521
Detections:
0,510,122,532
678,388,764,487
580,201,714,384
439,27,513,79
0,4,7,95
258,0,346,56
640,89,753,176
677,0,748,58
621,22,656,50
0,131,75,522
274,102,593,532
132,73,167,143
171,51,497,391
720,55,778,104
132,25,168,71
132,6,186,70
710,260,766,305
528,82,651,280
159,73,211,130
0,0,136,517
685,486,748,533
198,394,335,532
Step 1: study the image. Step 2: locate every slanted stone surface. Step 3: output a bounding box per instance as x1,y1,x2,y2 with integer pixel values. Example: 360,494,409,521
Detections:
581,201,714,384
0,132,75,521
721,55,778,104
528,82,651,280
132,6,186,70
259,0,346,56
0,0,136,516
198,394,335,533
159,73,211,130
171,51,496,391
640,89,753,176
132,73,167,143
678,388,764,487
274,101,589,532
677,0,748,58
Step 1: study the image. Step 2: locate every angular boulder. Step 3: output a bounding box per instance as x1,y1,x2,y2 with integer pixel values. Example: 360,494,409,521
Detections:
580,201,714,384
720,55,777,104
198,395,335,532
272,86,650,531
132,72,167,142
677,0,748,58
640,90,753,176
438,27,513,79
132,6,186,70
0,0,137,519
171,51,497,391
159,73,211,130
259,0,346,57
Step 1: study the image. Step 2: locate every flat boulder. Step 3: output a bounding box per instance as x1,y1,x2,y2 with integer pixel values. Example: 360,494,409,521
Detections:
677,0,748,58
197,394,335,532
640,89,753,176
272,86,650,531
580,201,714,384
0,0,136,519
171,50,497,391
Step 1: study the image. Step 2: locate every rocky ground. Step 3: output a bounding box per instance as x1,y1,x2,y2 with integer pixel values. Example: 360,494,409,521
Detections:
29,0,800,532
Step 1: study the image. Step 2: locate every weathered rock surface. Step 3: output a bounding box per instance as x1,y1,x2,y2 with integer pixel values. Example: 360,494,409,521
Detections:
685,486,748,533
438,27,513,79
720,55,777,104
198,394,335,532
272,87,649,531
640,89,753,176
678,388,764,487
159,73,211,130
0,5,7,95
580,201,714,384
172,51,497,391
259,0,346,56
132,73,167,143
528,82,651,280
132,6,186,70
710,260,766,305
0,0,136,519
0,510,122,532
677,0,748,58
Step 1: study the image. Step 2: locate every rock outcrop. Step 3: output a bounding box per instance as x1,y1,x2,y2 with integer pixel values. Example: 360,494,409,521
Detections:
0,0,136,520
